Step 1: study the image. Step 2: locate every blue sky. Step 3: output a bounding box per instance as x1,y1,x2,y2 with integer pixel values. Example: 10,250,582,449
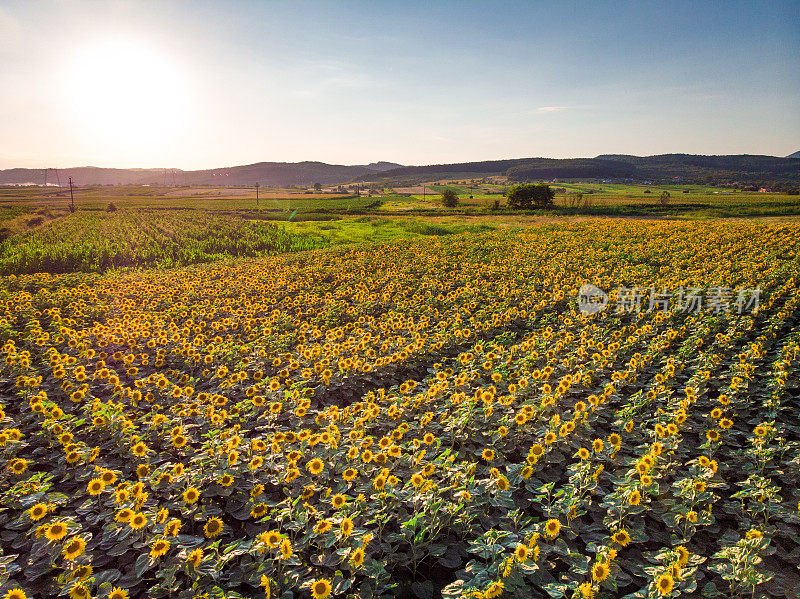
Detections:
0,0,797,168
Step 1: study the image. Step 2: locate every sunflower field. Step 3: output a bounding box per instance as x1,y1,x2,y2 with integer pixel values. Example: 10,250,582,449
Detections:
0,210,319,275
1,220,799,599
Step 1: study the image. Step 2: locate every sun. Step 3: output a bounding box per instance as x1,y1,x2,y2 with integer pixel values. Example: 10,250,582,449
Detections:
65,39,187,147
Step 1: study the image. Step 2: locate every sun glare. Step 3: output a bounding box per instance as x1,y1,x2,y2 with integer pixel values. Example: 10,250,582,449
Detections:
65,40,187,148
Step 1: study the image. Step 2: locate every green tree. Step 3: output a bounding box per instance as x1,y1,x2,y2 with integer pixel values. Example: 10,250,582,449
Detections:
441,188,459,208
659,190,671,206
505,184,555,209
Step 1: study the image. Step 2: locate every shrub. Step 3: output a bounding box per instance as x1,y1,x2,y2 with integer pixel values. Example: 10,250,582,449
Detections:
441,189,459,208
106,202,117,212
505,184,555,209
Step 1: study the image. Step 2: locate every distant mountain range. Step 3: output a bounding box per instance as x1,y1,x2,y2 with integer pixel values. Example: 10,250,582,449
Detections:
0,161,402,187
1,154,798,188
357,154,800,187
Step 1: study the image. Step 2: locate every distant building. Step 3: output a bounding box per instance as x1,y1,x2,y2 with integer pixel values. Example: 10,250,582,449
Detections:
758,187,773,193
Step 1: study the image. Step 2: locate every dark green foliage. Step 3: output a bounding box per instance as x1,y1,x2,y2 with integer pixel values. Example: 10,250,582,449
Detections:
441,188,459,207
506,184,555,209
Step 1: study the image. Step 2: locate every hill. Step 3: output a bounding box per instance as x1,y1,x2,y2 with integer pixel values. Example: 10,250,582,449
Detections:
1,154,797,189
360,154,800,188
0,161,403,187
787,150,800,159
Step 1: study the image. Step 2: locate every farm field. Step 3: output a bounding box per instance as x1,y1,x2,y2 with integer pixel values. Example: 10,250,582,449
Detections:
1,220,800,599
0,187,370,212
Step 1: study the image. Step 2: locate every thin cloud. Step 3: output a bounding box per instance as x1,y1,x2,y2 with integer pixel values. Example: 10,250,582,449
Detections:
537,106,567,112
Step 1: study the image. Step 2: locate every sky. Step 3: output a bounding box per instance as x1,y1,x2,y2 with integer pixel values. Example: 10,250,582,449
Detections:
0,0,798,169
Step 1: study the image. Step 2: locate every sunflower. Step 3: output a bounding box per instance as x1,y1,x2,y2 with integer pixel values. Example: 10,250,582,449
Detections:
592,438,604,452
410,473,424,487
341,517,354,537
656,573,674,595
612,529,631,547
132,443,148,457
10,458,28,475
628,490,642,506
675,545,690,567
100,470,117,484
115,509,134,523
85,478,105,495
592,561,610,582
68,564,93,582
67,584,89,599
608,433,621,446
310,578,332,599
183,487,200,504
129,513,147,530
481,448,495,461
331,493,347,509
4,589,26,599
544,519,561,538
544,431,557,444
279,538,293,560
314,519,333,534
62,536,87,560
307,458,324,475
577,448,590,460
350,546,365,567
577,582,595,599
514,543,529,562
150,539,171,558
187,548,204,568
109,587,129,599
204,517,223,538
45,521,68,541
164,519,181,536
693,480,707,493
250,503,268,519
218,474,234,487
264,530,282,548
28,503,49,521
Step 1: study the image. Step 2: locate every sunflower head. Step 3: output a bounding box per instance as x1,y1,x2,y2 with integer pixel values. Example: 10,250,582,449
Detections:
544,518,561,538
204,517,223,538
310,578,332,599
62,536,87,560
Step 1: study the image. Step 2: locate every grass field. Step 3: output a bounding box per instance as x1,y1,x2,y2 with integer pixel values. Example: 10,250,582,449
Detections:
1,221,799,599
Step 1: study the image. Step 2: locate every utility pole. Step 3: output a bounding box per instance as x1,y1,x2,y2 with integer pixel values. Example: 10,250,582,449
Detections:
255,182,259,206
68,177,75,212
